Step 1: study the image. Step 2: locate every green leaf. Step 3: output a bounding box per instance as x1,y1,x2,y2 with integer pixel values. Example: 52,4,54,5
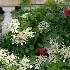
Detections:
56,36,63,43
44,61,50,67
47,67,53,70
44,42,51,48
46,14,54,21
30,55,36,61
38,43,43,48
25,47,29,53
58,61,64,67
20,0,30,8
17,28,22,32
66,0,70,2
47,64,60,70
20,22,29,30
43,28,49,34
29,45,34,50
65,33,70,38
8,66,17,70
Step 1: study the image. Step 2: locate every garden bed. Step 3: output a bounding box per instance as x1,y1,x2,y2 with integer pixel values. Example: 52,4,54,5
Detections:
0,0,70,70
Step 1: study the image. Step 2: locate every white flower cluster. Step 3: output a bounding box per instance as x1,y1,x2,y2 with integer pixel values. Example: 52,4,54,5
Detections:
47,38,60,63
21,13,29,18
2,18,35,45
11,27,35,45
0,48,18,68
60,46,70,59
33,55,47,69
46,37,70,63
7,19,20,33
37,21,50,33
2,19,20,33
17,56,33,70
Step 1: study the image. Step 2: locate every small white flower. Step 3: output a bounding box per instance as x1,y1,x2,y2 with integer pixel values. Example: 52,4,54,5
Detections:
18,56,32,70
46,38,60,63
12,27,35,45
33,55,47,69
63,60,65,62
0,48,17,68
2,19,20,34
37,21,50,33
30,65,33,69
60,46,70,59
21,13,29,18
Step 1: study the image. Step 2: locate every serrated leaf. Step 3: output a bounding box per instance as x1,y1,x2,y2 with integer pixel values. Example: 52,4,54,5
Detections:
65,33,70,38
30,55,36,61
38,43,43,48
47,67,53,70
46,14,54,21
17,28,22,32
44,61,50,67
58,61,64,67
8,66,17,70
44,42,51,48
25,47,29,53
29,45,34,50
56,37,63,43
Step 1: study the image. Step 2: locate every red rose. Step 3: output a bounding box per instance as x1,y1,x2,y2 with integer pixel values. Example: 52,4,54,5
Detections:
64,8,70,16
38,48,46,55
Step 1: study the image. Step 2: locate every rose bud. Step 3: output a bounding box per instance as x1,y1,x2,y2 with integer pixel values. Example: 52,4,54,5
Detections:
64,8,70,16
38,48,46,55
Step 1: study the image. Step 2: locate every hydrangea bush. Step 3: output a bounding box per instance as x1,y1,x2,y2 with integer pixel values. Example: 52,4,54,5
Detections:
0,0,70,70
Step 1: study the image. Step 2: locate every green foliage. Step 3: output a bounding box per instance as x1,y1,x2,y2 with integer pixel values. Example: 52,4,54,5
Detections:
0,0,70,70
44,42,51,48
66,0,70,2
7,66,17,70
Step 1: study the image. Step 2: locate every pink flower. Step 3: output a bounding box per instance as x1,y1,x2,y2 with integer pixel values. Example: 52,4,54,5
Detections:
38,48,46,55
64,8,70,16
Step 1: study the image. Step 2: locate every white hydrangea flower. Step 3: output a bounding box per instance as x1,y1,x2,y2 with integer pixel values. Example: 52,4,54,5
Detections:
18,56,33,70
48,54,57,63
37,21,50,33
46,38,60,63
7,19,20,33
60,46,70,59
48,38,59,54
2,19,20,33
11,27,35,45
45,37,70,63
33,55,47,69
0,48,18,68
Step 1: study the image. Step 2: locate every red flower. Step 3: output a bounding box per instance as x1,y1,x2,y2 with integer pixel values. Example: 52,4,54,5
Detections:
64,8,70,16
38,48,46,55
